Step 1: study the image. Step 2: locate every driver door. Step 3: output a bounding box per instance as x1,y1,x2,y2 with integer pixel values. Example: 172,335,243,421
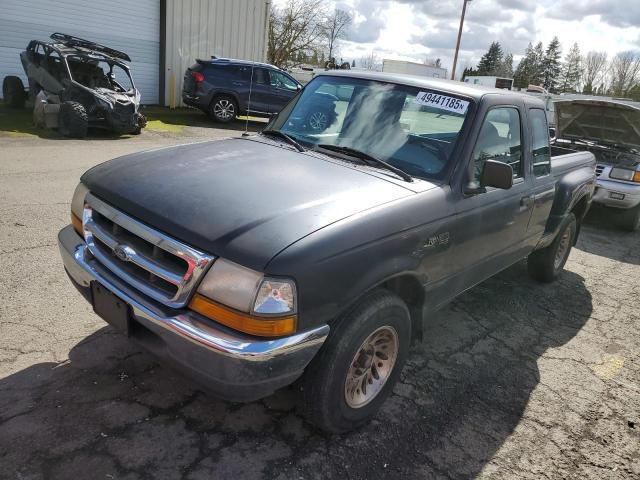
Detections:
448,105,534,295
268,70,300,114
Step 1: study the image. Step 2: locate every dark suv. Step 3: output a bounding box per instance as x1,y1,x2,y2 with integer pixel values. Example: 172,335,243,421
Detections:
183,58,303,123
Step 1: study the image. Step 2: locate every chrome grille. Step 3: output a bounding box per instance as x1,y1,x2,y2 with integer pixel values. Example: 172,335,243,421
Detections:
595,164,605,177
83,193,214,307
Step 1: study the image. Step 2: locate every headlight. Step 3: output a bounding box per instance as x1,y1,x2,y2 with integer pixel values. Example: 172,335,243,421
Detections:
71,182,89,234
610,167,640,183
190,259,297,336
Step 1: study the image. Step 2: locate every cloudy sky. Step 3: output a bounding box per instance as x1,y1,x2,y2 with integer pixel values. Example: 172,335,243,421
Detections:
274,0,640,77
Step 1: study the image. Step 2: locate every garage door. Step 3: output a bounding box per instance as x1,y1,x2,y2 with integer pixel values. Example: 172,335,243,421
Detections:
0,0,160,104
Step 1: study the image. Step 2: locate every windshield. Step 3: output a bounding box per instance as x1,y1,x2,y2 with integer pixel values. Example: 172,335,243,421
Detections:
67,56,135,93
270,76,472,179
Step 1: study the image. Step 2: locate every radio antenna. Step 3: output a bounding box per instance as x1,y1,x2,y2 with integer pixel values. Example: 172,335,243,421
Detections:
242,63,255,137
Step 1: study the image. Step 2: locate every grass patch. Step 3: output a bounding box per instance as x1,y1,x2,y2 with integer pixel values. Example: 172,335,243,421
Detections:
0,103,39,137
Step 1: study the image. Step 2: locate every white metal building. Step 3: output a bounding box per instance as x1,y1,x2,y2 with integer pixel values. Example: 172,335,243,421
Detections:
0,0,270,105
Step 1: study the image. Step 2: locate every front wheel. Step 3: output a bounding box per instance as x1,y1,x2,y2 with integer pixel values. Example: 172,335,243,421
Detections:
528,212,576,283
209,95,237,123
298,290,411,433
58,101,88,138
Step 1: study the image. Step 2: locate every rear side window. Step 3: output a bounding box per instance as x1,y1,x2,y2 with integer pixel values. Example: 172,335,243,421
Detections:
529,108,551,176
470,107,523,186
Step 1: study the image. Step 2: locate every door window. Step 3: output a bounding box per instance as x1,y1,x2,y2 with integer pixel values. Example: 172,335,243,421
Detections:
529,108,551,176
253,68,269,85
270,70,298,91
470,107,523,187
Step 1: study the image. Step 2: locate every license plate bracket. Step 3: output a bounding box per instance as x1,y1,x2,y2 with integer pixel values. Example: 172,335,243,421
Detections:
91,281,131,335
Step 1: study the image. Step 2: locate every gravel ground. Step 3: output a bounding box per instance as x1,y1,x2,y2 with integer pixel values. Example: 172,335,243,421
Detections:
0,123,638,480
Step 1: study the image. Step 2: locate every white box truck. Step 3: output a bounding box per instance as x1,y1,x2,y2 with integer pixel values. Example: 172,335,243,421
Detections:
382,59,448,79
463,76,513,90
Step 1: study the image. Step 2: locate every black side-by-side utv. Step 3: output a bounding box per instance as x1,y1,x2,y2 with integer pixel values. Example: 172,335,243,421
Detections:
2,33,146,137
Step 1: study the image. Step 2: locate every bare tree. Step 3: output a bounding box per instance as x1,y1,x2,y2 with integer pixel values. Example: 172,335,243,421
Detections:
267,0,327,68
359,51,380,70
609,51,640,96
582,51,608,94
323,9,352,63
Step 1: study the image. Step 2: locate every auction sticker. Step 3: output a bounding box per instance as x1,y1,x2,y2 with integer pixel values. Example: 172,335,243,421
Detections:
415,91,469,115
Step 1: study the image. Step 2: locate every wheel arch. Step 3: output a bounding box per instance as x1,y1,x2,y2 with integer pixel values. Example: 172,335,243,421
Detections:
569,194,590,245
334,272,426,345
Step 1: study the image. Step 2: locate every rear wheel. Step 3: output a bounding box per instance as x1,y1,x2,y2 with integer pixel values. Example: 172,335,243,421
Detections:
618,204,640,232
58,101,88,138
528,212,576,282
2,76,26,108
298,290,411,433
210,95,237,123
306,108,331,132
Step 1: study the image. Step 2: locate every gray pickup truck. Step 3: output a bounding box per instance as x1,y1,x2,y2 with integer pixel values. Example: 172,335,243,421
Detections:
58,71,595,433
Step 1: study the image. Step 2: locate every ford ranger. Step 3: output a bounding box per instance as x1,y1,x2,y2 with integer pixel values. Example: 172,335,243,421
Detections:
58,71,596,433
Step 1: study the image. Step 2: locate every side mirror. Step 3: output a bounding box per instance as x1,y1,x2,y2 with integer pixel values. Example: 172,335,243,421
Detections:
296,84,302,91
480,160,513,190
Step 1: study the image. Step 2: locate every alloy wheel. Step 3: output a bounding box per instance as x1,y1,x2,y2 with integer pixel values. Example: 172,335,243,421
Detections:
344,326,399,408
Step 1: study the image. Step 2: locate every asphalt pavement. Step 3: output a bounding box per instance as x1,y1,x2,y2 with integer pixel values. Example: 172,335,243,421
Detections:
0,123,638,479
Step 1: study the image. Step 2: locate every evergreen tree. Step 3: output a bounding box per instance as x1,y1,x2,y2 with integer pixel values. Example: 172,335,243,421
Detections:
531,42,545,86
513,42,536,88
498,53,514,78
559,43,583,92
542,37,562,92
477,42,504,76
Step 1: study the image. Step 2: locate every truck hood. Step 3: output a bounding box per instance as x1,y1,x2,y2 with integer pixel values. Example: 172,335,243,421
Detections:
555,99,640,150
81,138,416,270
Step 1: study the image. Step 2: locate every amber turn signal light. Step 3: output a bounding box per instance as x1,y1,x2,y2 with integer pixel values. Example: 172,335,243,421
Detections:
71,212,83,235
189,293,297,337
634,171,640,183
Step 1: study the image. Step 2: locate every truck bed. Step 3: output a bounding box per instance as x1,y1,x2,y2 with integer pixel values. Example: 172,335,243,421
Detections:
551,145,596,177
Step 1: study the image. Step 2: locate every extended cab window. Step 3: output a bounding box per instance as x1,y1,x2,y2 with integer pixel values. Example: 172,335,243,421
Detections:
471,107,523,187
530,108,551,176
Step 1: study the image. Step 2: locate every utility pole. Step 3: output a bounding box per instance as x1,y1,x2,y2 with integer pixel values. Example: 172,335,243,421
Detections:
451,0,472,80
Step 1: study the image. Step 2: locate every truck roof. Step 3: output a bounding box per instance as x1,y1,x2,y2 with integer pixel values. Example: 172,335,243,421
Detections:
314,70,543,106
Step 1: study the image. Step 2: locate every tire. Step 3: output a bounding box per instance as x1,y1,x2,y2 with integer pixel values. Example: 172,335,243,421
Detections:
2,76,26,108
131,113,146,135
306,108,331,132
528,212,576,283
618,204,640,232
209,95,237,123
58,101,88,138
298,289,411,433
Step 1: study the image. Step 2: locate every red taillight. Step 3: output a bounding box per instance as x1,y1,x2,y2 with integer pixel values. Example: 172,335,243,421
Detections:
191,71,204,83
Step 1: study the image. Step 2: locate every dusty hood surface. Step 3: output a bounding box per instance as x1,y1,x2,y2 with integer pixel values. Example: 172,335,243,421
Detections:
555,99,640,150
81,138,417,270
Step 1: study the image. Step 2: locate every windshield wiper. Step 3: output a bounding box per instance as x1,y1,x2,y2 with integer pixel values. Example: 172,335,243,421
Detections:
318,144,413,182
261,129,305,152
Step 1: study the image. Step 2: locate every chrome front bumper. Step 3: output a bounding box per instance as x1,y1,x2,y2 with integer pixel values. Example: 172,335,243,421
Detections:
58,225,329,401
594,178,640,209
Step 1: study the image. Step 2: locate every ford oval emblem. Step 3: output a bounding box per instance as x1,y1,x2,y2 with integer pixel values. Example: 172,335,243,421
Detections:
113,244,131,262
